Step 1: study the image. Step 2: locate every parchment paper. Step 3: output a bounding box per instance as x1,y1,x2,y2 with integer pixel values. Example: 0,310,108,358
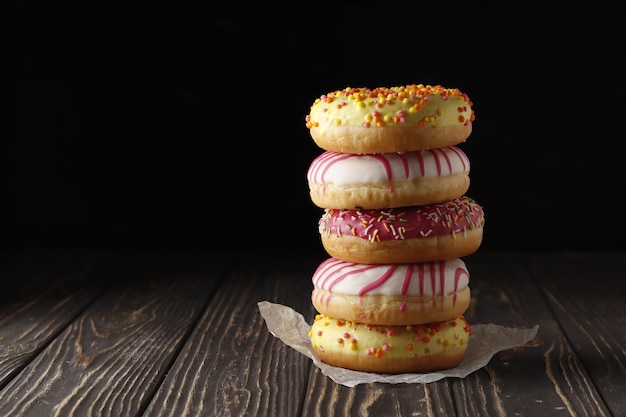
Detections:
258,300,539,387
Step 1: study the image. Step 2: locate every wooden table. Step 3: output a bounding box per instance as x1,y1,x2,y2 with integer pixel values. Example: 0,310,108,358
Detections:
0,249,623,417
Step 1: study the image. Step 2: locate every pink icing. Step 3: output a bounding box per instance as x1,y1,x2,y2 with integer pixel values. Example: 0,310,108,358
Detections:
318,196,484,242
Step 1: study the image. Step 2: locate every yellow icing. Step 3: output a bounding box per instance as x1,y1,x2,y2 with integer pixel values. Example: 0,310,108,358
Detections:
306,84,474,135
309,314,471,359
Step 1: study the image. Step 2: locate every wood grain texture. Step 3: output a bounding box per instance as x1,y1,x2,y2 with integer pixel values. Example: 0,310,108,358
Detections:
0,251,100,388
528,252,626,417
0,251,223,417
0,250,623,417
302,374,459,417
459,252,613,417
141,253,322,417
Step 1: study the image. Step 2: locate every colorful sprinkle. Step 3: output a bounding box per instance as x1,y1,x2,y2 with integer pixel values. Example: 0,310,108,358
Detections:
319,196,484,241
306,84,474,131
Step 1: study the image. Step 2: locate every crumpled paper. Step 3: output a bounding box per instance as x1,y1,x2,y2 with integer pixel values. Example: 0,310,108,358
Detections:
258,301,539,387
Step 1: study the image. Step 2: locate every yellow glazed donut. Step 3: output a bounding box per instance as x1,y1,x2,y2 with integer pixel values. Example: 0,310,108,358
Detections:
318,196,485,264
305,84,474,154
307,145,470,209
311,257,471,325
309,314,471,374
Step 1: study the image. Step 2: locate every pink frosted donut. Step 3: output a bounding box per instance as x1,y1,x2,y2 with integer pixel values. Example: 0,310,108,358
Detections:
318,196,485,264
311,257,471,325
307,146,470,209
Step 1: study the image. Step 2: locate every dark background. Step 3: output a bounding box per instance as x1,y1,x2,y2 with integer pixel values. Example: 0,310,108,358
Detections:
6,5,626,254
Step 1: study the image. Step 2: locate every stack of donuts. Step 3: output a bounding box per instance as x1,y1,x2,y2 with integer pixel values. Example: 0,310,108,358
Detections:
304,84,485,374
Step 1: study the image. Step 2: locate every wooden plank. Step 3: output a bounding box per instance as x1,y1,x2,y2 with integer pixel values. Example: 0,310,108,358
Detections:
1,250,619,417
0,250,101,388
141,252,322,417
528,252,626,417
0,250,224,417
302,374,458,417
454,252,612,417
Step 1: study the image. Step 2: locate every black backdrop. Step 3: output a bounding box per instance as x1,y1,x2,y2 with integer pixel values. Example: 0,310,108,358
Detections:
7,5,626,253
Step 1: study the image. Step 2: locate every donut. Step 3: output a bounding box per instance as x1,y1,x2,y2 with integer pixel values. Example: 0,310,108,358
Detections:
305,84,474,154
311,257,471,325
308,314,471,374
307,146,470,209
318,196,485,264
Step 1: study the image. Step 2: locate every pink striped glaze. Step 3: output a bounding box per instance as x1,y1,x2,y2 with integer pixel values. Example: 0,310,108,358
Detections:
307,146,469,186
312,257,469,310
313,257,468,295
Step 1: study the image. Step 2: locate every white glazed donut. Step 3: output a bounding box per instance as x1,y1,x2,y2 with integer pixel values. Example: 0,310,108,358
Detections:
307,146,470,209
311,257,471,325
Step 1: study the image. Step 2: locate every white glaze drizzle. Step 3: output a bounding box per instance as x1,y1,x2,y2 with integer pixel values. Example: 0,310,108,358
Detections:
307,146,469,186
312,257,469,297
